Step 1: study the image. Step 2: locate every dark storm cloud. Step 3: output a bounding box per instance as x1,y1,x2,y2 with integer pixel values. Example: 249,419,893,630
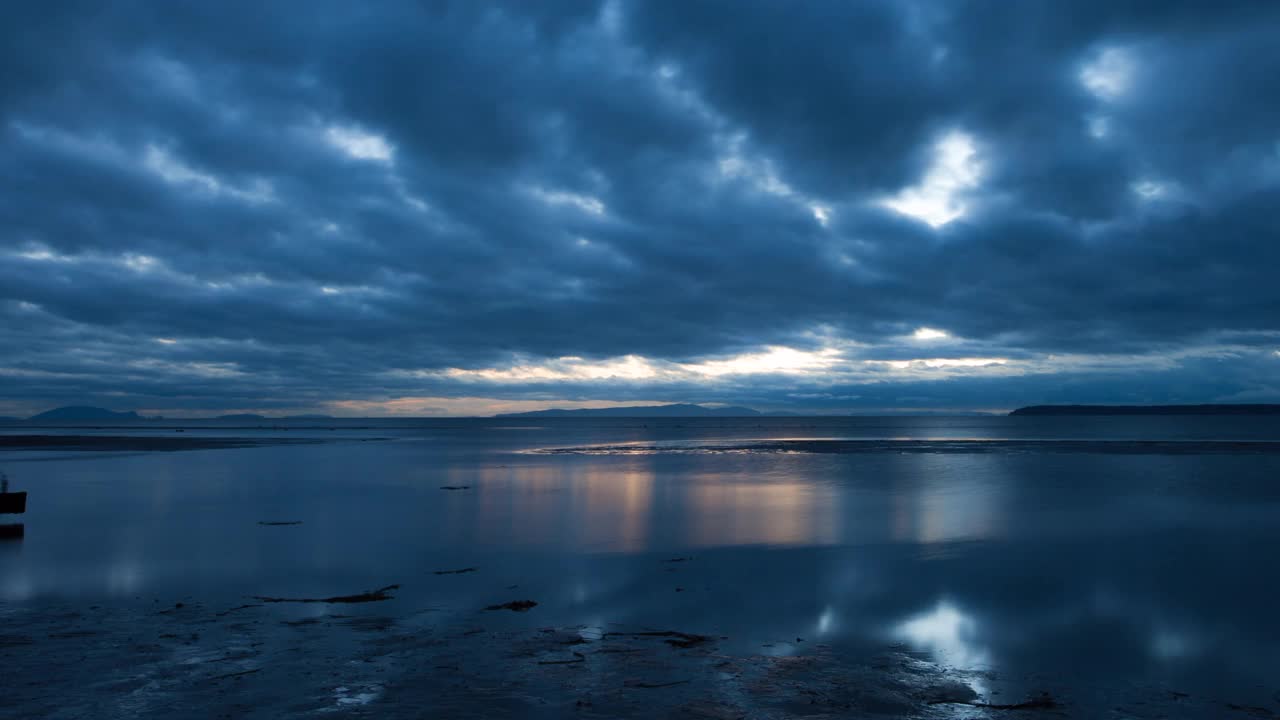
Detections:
2,0,1279,414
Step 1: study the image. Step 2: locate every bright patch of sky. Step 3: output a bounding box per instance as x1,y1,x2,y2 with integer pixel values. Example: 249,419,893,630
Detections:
1132,179,1168,199
716,132,834,227
12,244,170,275
325,126,394,163
427,343,1027,387
15,246,62,262
432,346,851,384
882,131,983,228
328,396,665,418
143,145,275,203
90,339,1271,419
681,346,843,377
529,186,607,216
1080,47,1134,101
122,253,159,272
911,327,950,341
316,283,382,299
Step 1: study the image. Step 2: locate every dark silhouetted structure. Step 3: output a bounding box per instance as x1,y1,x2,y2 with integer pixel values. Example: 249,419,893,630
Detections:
1011,404,1280,416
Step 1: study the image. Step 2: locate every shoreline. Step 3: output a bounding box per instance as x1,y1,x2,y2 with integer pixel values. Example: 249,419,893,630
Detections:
0,435,359,452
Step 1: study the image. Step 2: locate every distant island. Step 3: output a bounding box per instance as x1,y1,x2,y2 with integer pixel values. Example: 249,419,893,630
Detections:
497,403,762,418
1010,404,1280,416
29,406,142,421
214,413,334,421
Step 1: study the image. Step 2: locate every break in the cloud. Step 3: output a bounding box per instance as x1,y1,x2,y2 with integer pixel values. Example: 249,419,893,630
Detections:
2,1,1280,416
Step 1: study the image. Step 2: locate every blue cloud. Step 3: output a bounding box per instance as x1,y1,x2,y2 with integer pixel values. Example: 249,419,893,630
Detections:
2,1,1278,415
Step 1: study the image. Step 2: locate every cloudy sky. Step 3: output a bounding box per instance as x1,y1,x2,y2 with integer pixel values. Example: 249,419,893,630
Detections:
3,1,1279,417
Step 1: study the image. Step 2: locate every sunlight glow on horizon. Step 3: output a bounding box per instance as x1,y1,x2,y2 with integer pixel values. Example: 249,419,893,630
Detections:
328,396,667,417
424,343,1021,387
436,346,846,383
680,346,844,377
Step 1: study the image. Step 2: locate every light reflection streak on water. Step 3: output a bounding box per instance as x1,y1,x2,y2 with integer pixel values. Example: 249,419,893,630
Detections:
2,416,1278,715
896,600,989,669
894,452,1006,545
895,599,992,697
686,480,839,548
454,461,847,551
447,451,1014,551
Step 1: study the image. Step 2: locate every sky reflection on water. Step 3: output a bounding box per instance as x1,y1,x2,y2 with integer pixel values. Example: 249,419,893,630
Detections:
2,416,1279,711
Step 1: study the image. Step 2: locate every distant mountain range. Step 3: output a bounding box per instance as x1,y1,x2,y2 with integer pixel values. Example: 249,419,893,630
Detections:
30,403,1272,422
497,403,762,418
214,413,334,421
1010,404,1280,416
29,406,142,421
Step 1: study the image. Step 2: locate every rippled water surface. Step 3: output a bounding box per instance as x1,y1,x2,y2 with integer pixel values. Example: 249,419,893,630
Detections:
3,415,1280,716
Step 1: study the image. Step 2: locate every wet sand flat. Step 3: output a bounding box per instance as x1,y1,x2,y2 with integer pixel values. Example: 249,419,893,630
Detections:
4,417,1280,717
0,598,1074,719
2,592,1245,719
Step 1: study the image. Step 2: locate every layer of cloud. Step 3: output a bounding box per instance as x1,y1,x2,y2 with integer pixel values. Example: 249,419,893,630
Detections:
2,1,1279,415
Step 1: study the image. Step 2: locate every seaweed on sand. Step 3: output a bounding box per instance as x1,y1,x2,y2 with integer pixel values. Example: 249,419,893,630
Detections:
484,600,538,612
251,584,400,604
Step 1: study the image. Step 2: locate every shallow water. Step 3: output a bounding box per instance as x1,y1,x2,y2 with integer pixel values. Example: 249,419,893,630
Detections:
3,416,1280,716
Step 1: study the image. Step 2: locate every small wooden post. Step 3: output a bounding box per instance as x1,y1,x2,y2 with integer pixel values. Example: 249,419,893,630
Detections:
0,472,25,514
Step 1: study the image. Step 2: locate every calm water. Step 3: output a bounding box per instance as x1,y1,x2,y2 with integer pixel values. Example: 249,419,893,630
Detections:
4,416,1280,712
